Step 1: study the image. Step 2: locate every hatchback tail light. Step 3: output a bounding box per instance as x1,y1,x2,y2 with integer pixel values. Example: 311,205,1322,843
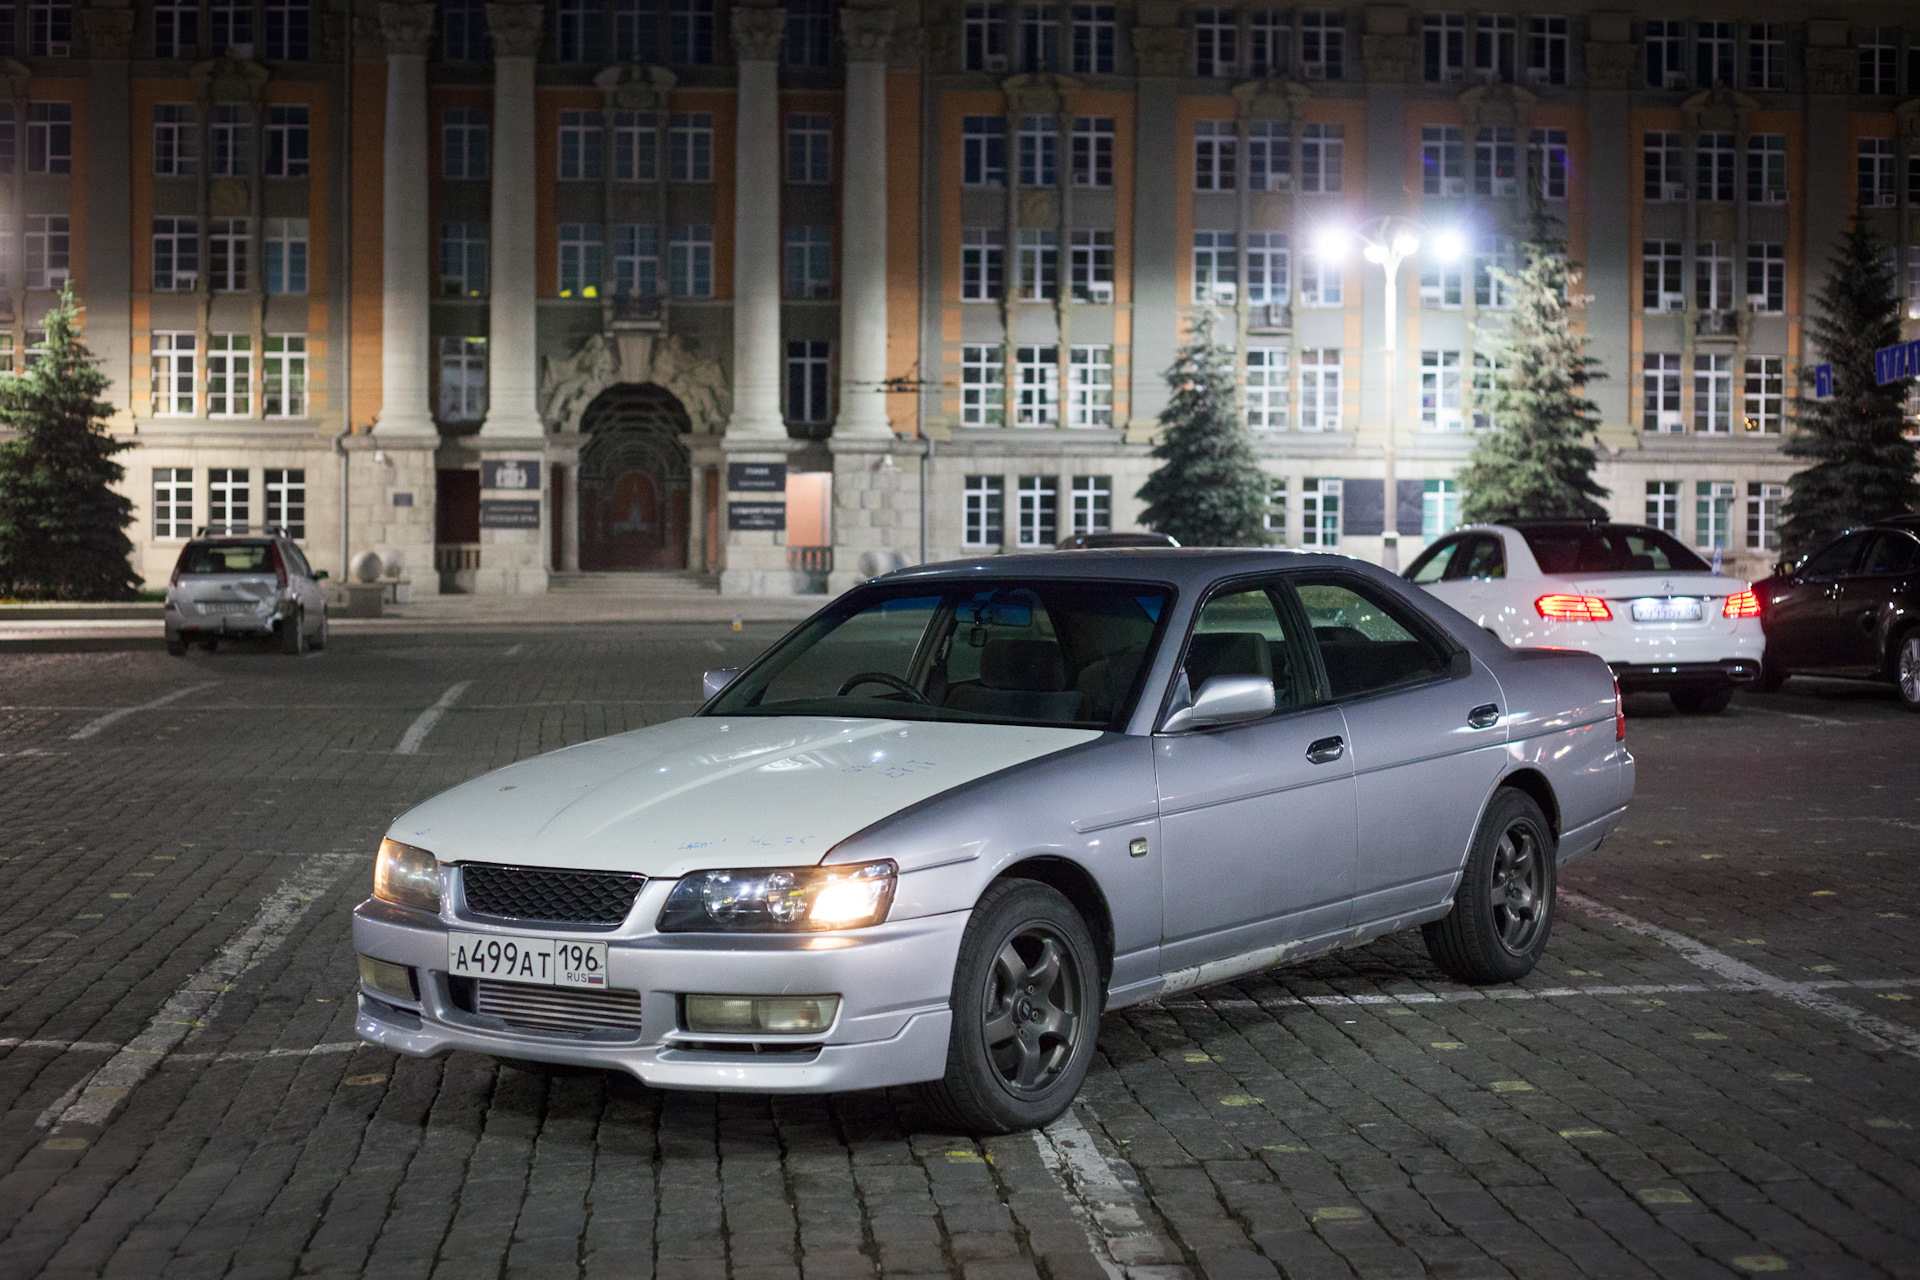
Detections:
1613,674,1626,742
1536,594,1613,622
271,542,289,590
169,547,189,587
1722,588,1761,618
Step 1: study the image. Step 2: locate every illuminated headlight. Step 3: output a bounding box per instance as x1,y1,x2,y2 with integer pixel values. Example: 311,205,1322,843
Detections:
373,838,443,913
683,994,840,1034
657,861,897,933
358,954,419,1002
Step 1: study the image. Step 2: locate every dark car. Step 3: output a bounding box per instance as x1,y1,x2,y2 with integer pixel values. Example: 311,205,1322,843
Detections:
1055,531,1180,550
1754,515,1920,711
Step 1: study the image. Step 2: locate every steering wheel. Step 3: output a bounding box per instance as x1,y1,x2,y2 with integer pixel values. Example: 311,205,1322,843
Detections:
835,671,931,704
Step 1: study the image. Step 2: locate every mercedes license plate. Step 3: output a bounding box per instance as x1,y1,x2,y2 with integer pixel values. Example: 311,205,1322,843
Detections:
1630,597,1703,622
448,933,609,988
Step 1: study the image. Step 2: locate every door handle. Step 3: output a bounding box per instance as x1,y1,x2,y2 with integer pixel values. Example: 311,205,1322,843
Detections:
1305,735,1345,765
1467,703,1501,729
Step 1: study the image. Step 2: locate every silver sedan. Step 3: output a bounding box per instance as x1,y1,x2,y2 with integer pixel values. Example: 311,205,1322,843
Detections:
352,550,1634,1132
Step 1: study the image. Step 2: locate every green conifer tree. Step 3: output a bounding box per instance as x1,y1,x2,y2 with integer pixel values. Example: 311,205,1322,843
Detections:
0,289,138,600
1780,220,1920,555
1456,222,1610,523
1136,312,1270,547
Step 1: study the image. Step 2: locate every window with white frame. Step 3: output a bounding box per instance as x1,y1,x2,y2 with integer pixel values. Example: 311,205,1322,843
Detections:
1299,349,1340,430
1474,126,1516,197
1301,477,1340,546
210,218,248,293
1016,3,1060,72
264,105,307,177
1859,139,1896,208
1474,235,1515,308
961,228,1004,300
210,104,251,176
667,112,711,180
1246,232,1287,304
1194,119,1235,192
1420,254,1463,309
786,340,831,424
1746,243,1784,313
444,107,489,179
785,225,832,300
963,3,1007,72
1017,229,1059,301
153,217,198,291
1695,20,1732,87
1696,240,1734,313
265,468,305,538
1694,353,1733,432
1420,350,1463,430
1746,134,1786,203
1422,125,1465,196
1745,481,1785,551
256,218,304,296
1645,19,1684,88
1530,127,1567,200
1070,475,1111,534
152,333,196,417
1248,9,1287,74
208,467,248,526
962,116,1006,186
1474,13,1515,81
154,103,197,176
1068,345,1112,426
786,112,829,184
1695,131,1734,201
1643,352,1682,431
27,103,71,173
1645,480,1679,533
1748,22,1785,90
24,214,68,288
266,0,310,60
30,1,72,55
1301,123,1342,193
613,111,658,181
1422,479,1460,538
1743,355,1784,433
153,468,194,538
961,346,1005,426
1695,480,1735,552
559,223,603,297
1471,351,1502,429
1015,346,1058,425
1859,27,1897,95
1246,346,1288,429
439,336,487,421
1263,475,1288,539
668,224,712,297
1070,5,1114,74
784,0,829,64
1299,248,1341,307
1526,15,1566,84
1301,10,1341,78
1644,130,1684,200
670,0,714,63
264,335,306,417
1248,120,1289,190
1193,7,1236,76
1423,11,1464,82
964,475,1005,545
442,0,488,60
1016,475,1058,545
1192,230,1236,304
613,224,659,296
556,0,593,61
1643,239,1683,311
210,0,249,51
1070,229,1113,302
441,221,487,297
1017,114,1057,186
1071,116,1112,187
154,0,197,58
206,335,251,417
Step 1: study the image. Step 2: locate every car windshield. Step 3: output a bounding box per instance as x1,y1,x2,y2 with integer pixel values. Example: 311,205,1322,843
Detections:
707,580,1173,729
1518,525,1709,575
178,542,277,574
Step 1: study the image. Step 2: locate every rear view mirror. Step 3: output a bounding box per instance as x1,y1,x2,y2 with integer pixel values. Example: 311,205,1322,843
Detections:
1162,675,1275,733
703,667,743,700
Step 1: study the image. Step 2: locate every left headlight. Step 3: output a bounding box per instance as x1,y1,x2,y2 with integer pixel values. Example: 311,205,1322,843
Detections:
657,860,897,933
373,838,443,914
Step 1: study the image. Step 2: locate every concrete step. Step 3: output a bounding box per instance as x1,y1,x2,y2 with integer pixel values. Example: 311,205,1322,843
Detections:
547,572,720,596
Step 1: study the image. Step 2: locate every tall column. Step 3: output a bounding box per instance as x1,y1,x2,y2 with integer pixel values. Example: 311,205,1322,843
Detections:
728,6,787,437
373,1,436,437
1127,22,1184,435
481,1,545,438
80,6,134,428
835,7,895,436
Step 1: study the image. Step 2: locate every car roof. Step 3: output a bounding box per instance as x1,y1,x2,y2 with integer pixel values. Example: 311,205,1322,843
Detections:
875,547,1372,591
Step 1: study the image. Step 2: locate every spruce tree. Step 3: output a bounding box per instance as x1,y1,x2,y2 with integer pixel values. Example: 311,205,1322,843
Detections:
1136,311,1270,547
1456,221,1610,523
0,288,138,600
1780,220,1919,555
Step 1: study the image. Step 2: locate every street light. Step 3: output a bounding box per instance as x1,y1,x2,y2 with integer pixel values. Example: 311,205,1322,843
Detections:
1316,218,1463,570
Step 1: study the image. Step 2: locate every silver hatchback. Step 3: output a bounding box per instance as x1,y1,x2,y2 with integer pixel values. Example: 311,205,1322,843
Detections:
163,527,330,655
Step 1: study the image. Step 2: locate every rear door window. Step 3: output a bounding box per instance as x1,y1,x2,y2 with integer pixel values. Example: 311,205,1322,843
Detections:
1449,535,1506,580
1289,578,1452,699
1859,532,1919,576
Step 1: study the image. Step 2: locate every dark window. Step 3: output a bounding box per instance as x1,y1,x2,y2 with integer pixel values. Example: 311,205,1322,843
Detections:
179,541,277,574
442,0,489,60
1861,532,1920,576
1517,524,1710,575
1449,535,1505,580
1292,579,1451,699
785,0,830,66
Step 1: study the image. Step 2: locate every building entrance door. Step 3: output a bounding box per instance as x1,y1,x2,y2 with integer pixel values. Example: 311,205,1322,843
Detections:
578,384,692,571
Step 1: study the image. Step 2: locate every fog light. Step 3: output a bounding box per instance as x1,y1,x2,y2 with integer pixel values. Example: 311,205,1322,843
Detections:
683,994,840,1035
358,955,418,1002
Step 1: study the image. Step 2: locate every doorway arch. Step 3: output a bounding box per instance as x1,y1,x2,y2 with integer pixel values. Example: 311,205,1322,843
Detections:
578,384,692,571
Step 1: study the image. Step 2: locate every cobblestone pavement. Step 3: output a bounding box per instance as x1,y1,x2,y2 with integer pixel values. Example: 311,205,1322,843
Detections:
0,629,1915,1280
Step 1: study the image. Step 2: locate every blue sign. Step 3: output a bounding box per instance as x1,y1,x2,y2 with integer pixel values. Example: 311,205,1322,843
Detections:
1813,364,1832,398
1872,340,1920,386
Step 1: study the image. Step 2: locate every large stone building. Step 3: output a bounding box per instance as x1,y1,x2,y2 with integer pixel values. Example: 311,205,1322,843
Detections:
8,0,1920,594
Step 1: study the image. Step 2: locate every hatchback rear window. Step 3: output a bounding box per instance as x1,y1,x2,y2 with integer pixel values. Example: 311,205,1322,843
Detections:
179,542,277,574
1519,526,1709,575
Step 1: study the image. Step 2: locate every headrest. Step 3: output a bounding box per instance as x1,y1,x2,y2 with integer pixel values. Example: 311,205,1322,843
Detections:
1186,631,1273,686
979,638,1067,692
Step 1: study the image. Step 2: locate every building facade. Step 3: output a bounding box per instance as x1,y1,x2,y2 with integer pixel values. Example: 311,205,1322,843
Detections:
7,0,1920,594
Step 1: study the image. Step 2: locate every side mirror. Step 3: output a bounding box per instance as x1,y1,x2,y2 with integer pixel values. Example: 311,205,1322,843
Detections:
1161,675,1275,733
312,569,329,580
703,667,743,700
1772,559,1792,579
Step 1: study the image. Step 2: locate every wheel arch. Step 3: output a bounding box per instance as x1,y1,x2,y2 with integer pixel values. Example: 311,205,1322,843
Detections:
990,856,1115,993
1493,767,1560,843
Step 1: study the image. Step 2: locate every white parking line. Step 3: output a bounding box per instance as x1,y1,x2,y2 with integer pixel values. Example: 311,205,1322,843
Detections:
502,644,524,657
393,681,473,755
1034,1105,1167,1280
67,682,218,741
1561,891,1920,1060
49,853,358,1133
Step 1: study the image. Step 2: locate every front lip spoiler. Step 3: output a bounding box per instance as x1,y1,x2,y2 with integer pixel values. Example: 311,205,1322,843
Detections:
1609,659,1759,690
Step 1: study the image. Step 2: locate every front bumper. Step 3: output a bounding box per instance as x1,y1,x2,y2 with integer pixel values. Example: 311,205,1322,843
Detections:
1609,659,1760,692
351,895,966,1093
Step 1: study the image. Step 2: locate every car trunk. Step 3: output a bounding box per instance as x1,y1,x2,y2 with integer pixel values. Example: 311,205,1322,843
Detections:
1558,571,1740,640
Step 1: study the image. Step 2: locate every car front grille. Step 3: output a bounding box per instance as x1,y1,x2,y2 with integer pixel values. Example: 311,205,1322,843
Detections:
460,863,645,926
472,980,645,1036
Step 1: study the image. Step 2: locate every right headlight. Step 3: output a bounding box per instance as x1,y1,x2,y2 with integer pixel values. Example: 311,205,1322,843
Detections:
657,861,897,933
373,838,443,913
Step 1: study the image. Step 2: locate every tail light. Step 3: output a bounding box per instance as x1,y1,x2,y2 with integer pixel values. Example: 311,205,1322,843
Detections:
271,542,289,590
1535,594,1613,622
1613,674,1625,742
1722,588,1761,618
169,547,189,587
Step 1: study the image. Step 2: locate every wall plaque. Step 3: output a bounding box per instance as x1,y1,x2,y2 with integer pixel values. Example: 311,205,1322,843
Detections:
728,462,787,492
480,499,542,529
728,501,788,532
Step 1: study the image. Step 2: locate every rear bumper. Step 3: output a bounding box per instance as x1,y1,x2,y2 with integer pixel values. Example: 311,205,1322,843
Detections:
1609,659,1760,692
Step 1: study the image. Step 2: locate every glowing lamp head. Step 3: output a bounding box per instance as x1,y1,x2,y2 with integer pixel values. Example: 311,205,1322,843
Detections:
1314,226,1351,260
1391,232,1421,258
1431,230,1466,262
1363,243,1388,264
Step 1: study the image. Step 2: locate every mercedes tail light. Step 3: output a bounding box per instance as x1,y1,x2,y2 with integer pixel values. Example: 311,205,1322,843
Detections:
1722,588,1761,618
1535,594,1613,622
1613,674,1625,742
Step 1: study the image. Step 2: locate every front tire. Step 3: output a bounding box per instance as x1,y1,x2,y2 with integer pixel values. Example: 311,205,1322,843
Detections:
916,880,1102,1134
1670,685,1733,714
1895,629,1920,714
1424,789,1556,985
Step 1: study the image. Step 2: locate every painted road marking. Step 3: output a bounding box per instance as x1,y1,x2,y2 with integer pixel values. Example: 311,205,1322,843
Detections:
68,682,218,741
393,681,473,755
502,643,524,657
1034,1105,1160,1280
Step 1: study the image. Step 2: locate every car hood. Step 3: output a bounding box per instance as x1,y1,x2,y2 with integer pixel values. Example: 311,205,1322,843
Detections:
388,715,1103,878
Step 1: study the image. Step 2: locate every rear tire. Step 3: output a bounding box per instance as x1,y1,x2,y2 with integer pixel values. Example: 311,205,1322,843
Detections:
1895,629,1920,714
1670,685,1733,714
165,633,187,657
312,610,328,651
1424,789,1556,985
279,608,307,655
1755,650,1787,693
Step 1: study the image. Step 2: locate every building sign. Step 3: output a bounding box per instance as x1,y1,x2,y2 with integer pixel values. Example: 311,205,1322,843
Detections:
727,462,787,492
480,499,541,529
728,501,787,532
1872,341,1920,386
482,459,541,491
392,492,414,507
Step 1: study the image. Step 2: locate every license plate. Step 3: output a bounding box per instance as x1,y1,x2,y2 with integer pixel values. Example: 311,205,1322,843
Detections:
448,933,610,988
1629,597,1703,622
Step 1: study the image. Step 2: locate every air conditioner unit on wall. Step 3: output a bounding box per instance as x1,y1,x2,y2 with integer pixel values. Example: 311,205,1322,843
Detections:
1524,66,1550,85
1441,177,1466,197
1661,292,1686,312
1657,409,1684,431
1664,182,1689,202
1664,70,1688,89
46,41,69,56
984,53,1008,72
1303,62,1327,79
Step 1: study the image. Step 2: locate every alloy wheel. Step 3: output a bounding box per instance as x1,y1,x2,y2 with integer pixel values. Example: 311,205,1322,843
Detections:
1900,635,1920,706
1490,825,1548,955
981,925,1083,1096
